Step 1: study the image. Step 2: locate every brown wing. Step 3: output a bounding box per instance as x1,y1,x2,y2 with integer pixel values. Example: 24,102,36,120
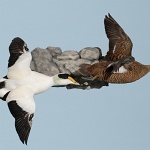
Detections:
104,13,133,61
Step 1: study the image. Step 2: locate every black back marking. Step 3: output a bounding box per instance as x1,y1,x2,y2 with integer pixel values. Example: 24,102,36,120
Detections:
0,81,5,89
3,76,8,79
8,101,34,145
1,91,10,101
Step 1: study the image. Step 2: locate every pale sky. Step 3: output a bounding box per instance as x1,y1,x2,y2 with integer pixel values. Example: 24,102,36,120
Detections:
0,0,150,150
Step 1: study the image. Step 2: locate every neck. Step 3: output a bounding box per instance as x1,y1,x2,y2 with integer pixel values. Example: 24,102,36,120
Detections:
52,74,72,86
52,75,63,86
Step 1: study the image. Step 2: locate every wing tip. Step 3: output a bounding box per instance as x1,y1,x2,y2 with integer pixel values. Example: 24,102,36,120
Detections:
104,13,114,21
20,137,28,145
8,100,33,145
15,118,31,145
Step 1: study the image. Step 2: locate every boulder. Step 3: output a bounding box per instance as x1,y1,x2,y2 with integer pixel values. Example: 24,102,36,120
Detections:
79,47,102,60
57,50,79,60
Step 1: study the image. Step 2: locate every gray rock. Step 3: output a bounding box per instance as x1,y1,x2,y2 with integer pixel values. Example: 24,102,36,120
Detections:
59,66,71,74
47,46,62,57
35,59,59,76
31,48,59,76
76,59,92,66
32,48,52,61
53,59,70,67
30,60,36,71
57,50,79,60
65,63,80,74
79,47,102,60
91,60,99,65
54,59,91,69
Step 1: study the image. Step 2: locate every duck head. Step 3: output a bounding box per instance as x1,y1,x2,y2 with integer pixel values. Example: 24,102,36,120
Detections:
53,73,79,86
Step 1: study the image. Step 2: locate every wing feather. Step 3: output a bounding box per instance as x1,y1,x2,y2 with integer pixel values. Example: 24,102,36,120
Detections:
104,14,133,61
6,86,35,144
8,37,29,68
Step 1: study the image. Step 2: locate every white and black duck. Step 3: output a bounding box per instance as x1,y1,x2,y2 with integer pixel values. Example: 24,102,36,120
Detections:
0,37,79,144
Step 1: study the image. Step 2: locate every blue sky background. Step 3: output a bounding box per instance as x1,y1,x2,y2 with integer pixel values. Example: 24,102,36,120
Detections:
0,0,150,150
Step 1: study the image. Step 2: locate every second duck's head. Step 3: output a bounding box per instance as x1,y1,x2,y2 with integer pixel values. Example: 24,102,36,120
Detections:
53,73,79,86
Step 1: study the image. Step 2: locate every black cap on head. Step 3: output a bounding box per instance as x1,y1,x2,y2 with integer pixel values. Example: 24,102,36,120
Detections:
58,74,70,79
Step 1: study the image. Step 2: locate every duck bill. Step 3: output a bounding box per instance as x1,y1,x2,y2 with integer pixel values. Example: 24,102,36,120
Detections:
68,76,80,85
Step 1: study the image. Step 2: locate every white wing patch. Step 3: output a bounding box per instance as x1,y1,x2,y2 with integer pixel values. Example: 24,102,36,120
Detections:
113,45,116,53
113,66,128,73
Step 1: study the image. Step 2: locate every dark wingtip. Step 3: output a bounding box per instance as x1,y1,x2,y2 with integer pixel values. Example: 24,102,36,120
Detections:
25,139,28,145
105,13,113,20
19,134,28,145
20,138,27,145
104,13,112,22
108,13,111,17
17,123,30,145
8,101,33,145
104,14,108,20
9,37,25,53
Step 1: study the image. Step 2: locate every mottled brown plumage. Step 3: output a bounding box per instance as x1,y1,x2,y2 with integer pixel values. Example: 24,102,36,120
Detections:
80,61,150,83
104,14,133,61
79,14,150,84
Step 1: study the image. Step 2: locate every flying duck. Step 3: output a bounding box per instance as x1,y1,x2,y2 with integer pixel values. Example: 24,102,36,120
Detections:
0,37,79,144
79,14,150,83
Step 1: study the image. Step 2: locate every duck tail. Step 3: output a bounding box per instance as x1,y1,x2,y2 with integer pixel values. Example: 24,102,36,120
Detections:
78,64,92,76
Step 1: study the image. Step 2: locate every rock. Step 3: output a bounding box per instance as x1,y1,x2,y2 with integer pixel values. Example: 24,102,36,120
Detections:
54,59,91,68
31,48,59,76
47,46,62,57
79,47,102,60
91,60,99,65
57,50,79,60
32,48,52,61
65,63,80,74
35,59,59,76
59,66,71,74
76,59,92,66
30,60,36,71
54,59,72,67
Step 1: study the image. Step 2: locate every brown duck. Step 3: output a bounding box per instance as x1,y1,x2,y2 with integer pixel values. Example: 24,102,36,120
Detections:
79,14,150,84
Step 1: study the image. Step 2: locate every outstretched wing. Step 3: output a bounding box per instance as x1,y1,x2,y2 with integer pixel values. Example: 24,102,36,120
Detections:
6,85,35,145
7,37,31,79
104,14,133,61
8,37,29,68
